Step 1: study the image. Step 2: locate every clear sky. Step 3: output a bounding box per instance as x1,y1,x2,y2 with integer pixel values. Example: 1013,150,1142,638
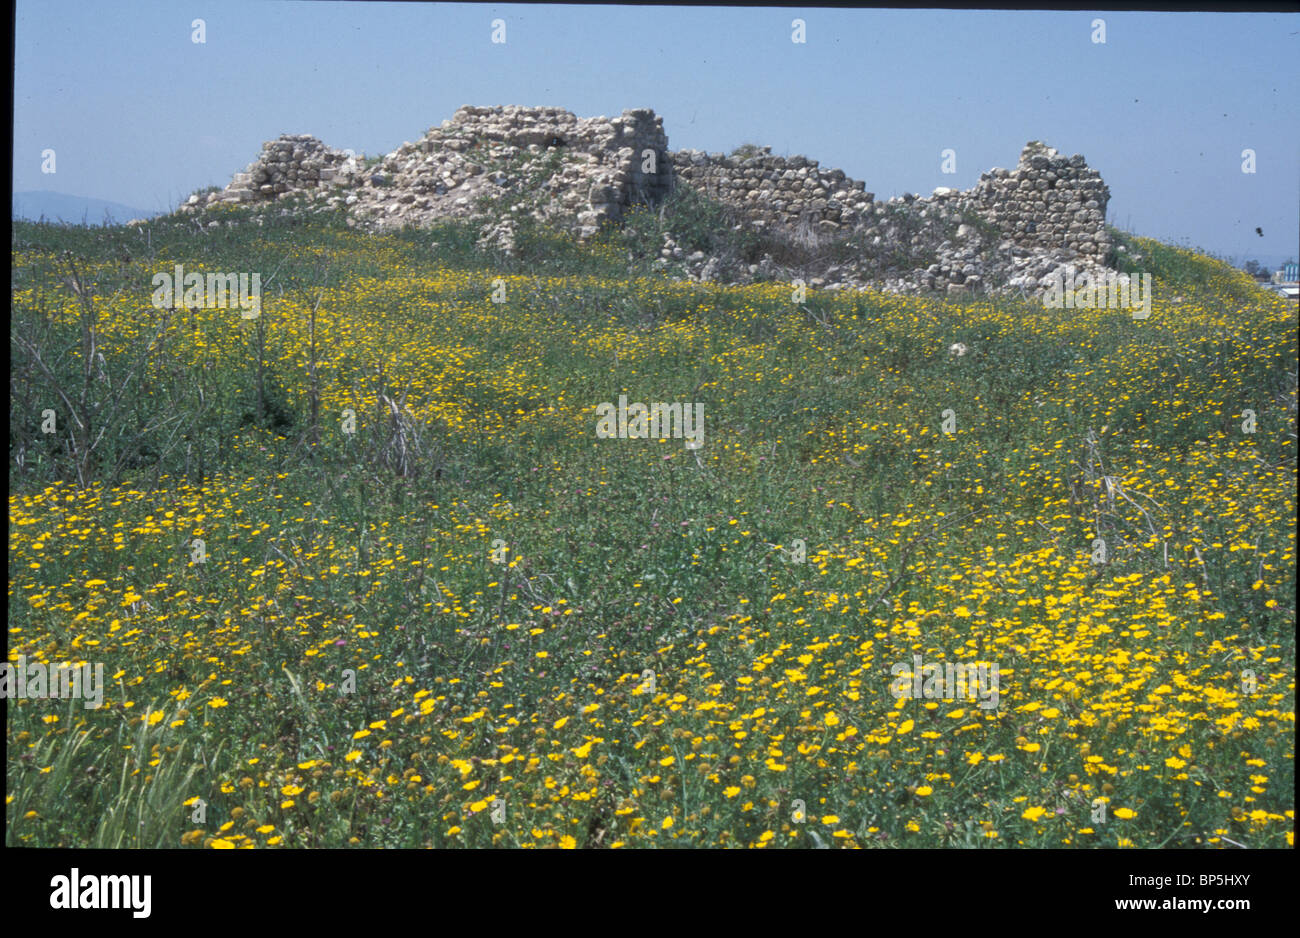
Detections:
13,1,1299,266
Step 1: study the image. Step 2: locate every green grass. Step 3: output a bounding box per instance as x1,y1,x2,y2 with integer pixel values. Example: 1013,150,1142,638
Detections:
7,208,1295,849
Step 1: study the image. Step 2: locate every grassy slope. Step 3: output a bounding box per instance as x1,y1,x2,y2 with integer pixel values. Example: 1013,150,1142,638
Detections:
7,206,1296,848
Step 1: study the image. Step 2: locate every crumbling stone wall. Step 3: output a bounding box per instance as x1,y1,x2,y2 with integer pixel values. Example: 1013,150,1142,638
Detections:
670,147,873,234
185,134,361,209
670,140,1110,265
188,107,1113,279
960,142,1111,264
190,106,671,238
432,106,672,236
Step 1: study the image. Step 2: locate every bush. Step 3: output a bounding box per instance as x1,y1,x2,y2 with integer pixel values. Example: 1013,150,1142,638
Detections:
729,143,770,161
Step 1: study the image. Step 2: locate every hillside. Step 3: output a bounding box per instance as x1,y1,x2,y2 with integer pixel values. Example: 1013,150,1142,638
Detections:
7,194,1296,849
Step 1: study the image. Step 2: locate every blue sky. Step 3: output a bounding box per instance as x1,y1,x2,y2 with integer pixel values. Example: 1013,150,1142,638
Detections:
13,1,1299,266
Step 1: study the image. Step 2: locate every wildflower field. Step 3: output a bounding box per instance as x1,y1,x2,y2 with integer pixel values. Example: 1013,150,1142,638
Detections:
8,206,1296,848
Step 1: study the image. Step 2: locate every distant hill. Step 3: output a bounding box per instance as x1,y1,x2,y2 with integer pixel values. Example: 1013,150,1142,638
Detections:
12,190,164,226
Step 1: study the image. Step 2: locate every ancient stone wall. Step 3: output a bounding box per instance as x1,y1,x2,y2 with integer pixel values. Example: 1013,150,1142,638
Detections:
187,106,1114,278
436,105,672,235
961,141,1111,264
670,147,873,234
191,106,672,238
186,134,361,209
670,141,1110,265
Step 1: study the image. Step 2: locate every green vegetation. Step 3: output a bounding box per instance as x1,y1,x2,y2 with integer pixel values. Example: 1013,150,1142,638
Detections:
8,209,1295,849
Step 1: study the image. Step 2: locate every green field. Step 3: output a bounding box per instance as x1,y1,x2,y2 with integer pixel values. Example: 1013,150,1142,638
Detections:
8,204,1295,848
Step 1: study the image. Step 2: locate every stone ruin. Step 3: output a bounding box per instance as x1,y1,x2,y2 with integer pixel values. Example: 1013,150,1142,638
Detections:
666,140,1112,293
182,106,1116,297
193,107,669,240
965,141,1111,263
670,146,873,235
